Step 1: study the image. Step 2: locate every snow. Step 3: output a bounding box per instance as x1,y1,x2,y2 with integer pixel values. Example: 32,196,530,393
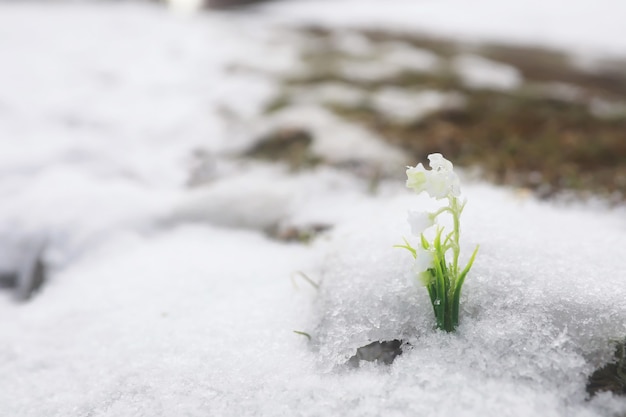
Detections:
249,105,408,170
1,1,626,417
260,0,626,58
332,30,376,57
381,42,441,73
452,54,523,91
288,82,368,107
372,88,465,123
336,45,440,81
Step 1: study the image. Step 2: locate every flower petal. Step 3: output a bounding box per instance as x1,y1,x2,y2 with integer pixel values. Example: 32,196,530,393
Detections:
428,153,453,172
413,245,435,273
407,210,434,236
406,163,428,193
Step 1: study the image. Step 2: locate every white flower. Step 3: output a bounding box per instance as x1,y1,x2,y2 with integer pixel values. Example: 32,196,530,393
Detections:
427,153,453,172
414,245,434,273
406,153,461,199
405,163,428,193
407,210,433,236
412,245,435,286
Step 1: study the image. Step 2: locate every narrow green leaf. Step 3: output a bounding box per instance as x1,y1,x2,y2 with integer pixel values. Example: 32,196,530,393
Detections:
451,245,479,328
291,271,320,290
394,244,417,258
443,231,454,249
433,252,447,330
456,245,480,292
420,233,429,249
293,330,312,341
394,237,417,257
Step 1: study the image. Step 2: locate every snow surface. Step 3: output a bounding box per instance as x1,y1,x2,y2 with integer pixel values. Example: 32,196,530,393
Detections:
1,1,626,417
452,54,522,91
260,0,626,58
372,88,465,123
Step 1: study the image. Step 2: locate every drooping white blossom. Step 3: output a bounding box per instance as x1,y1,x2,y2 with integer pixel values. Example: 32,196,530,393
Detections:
401,152,477,332
427,153,454,172
406,163,428,192
407,210,434,236
406,153,461,199
412,245,435,286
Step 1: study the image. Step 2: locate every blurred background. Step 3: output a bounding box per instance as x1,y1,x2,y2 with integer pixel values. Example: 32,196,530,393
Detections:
135,0,626,200
0,0,625,298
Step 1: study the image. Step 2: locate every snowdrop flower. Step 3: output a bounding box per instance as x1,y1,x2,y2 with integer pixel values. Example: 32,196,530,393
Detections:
427,153,453,172
407,210,434,236
414,245,434,273
406,163,428,193
409,245,435,287
398,152,478,332
406,153,461,200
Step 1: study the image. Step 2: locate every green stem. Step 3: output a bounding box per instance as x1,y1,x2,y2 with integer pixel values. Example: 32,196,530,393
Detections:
451,245,479,328
432,230,447,330
450,196,461,279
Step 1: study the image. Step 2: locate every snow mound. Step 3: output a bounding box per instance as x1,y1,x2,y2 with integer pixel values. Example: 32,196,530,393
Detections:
308,184,626,415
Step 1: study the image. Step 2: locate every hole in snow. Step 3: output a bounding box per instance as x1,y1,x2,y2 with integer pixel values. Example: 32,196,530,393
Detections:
347,340,404,367
586,339,626,398
0,241,47,302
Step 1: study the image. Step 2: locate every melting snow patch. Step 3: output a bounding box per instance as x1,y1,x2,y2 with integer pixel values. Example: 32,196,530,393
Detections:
332,30,376,57
289,82,368,107
453,54,523,90
372,87,466,123
380,41,441,73
337,58,403,82
249,105,409,173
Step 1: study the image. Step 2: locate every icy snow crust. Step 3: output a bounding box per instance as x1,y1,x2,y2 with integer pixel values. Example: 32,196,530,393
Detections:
1,2,626,417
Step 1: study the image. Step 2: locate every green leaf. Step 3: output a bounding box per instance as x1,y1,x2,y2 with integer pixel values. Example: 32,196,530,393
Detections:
394,245,416,258
293,330,312,341
432,252,447,330
456,244,479,291
394,237,417,257
420,233,430,249
291,271,320,290
451,244,479,328
443,231,454,249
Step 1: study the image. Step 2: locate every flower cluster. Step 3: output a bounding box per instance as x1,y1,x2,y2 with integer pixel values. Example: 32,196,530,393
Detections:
397,153,478,332
406,153,461,200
